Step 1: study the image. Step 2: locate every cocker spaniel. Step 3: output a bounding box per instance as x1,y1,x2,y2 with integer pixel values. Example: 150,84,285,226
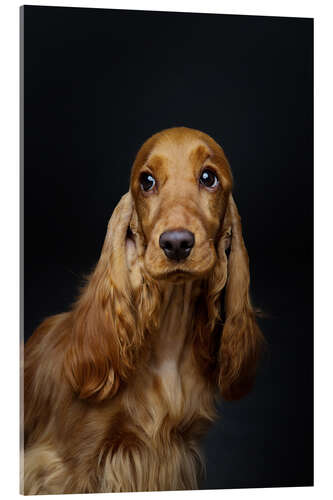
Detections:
23,127,263,494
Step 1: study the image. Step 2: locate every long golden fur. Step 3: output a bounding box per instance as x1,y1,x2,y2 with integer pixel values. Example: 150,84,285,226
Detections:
23,127,263,494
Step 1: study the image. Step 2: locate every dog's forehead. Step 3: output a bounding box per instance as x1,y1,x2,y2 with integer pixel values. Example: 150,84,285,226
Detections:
147,139,211,169
130,128,232,188
150,129,221,159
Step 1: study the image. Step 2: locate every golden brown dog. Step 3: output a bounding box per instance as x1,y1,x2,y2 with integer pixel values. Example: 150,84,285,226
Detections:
23,127,263,494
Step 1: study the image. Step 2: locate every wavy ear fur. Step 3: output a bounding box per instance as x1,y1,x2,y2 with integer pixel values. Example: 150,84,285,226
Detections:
64,193,144,401
217,194,264,400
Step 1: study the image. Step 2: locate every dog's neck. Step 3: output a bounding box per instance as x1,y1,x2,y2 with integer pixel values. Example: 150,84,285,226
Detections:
128,278,214,432
150,281,201,370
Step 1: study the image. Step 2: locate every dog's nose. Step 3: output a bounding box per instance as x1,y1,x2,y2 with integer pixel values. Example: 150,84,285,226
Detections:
159,230,195,261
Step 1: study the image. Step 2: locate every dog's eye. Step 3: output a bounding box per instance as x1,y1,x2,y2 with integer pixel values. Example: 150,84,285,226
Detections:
140,172,156,192
199,169,219,189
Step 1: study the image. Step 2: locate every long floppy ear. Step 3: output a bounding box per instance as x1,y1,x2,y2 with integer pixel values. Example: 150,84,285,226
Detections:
64,192,143,401
217,194,264,400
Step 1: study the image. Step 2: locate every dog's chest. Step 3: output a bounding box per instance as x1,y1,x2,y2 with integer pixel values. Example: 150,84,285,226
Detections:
140,346,214,441
153,356,187,415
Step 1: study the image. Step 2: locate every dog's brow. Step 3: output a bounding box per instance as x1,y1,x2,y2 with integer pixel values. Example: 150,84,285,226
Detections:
145,154,165,170
189,144,211,164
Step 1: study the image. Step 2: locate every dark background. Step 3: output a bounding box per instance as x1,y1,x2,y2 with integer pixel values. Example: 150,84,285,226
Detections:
23,5,313,490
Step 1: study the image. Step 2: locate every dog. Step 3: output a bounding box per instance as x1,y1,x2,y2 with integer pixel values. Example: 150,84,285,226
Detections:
23,127,263,494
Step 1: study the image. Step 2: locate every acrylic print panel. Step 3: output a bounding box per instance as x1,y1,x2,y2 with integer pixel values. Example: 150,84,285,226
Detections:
22,5,313,494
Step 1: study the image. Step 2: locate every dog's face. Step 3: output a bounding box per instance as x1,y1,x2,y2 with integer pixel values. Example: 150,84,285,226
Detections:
130,127,233,282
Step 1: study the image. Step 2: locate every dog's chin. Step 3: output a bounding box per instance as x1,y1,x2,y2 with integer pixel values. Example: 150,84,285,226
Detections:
158,269,197,284
144,258,216,284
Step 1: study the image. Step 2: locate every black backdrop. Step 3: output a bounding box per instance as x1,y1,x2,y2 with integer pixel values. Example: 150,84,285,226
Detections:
23,6,313,490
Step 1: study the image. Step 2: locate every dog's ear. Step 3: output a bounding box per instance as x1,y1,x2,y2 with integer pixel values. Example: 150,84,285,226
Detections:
216,194,264,400
64,192,144,401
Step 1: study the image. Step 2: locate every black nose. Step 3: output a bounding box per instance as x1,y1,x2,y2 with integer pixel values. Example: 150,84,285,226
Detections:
159,230,195,261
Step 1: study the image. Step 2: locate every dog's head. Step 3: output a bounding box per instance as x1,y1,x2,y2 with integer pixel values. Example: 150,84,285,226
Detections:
130,127,233,282
65,127,263,403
